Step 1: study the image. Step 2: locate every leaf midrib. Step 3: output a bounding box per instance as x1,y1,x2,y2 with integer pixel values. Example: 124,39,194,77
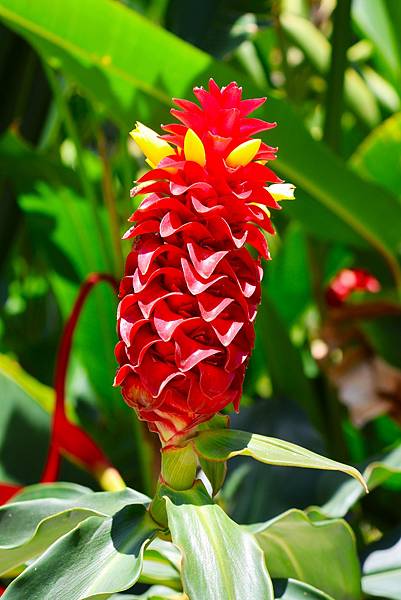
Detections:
0,4,171,106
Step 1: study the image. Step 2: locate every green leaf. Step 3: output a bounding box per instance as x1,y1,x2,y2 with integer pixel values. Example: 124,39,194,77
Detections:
362,534,401,600
273,578,334,599
3,504,158,600
166,499,274,600
0,353,54,414
250,509,361,599
320,443,401,518
351,112,401,197
11,482,92,502
140,549,181,591
0,359,50,485
19,183,117,412
140,535,182,592
361,65,400,113
279,13,380,128
198,455,226,496
0,486,149,576
361,316,401,370
266,224,313,327
109,588,184,600
193,429,367,491
255,296,321,431
0,131,80,193
1,0,401,277
352,0,401,90
150,479,212,528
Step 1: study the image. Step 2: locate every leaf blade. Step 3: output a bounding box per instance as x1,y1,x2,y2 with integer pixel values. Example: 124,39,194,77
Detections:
0,486,149,576
193,429,367,491
3,505,158,600
166,500,274,600
251,509,361,599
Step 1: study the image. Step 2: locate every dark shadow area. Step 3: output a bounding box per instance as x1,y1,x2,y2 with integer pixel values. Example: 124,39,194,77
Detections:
229,398,326,523
0,401,50,484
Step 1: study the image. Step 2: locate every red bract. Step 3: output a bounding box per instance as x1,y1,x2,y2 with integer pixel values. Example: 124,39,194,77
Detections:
115,80,292,443
326,268,381,307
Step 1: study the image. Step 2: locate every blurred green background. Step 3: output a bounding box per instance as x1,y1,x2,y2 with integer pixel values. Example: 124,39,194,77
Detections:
1,0,401,594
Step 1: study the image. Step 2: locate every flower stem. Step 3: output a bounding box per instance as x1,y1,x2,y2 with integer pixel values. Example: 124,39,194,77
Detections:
323,0,352,153
161,444,198,491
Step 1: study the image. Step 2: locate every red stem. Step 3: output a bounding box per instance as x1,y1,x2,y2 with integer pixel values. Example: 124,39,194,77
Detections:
41,273,118,482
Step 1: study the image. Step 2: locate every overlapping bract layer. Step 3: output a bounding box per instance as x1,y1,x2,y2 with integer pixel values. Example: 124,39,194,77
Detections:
115,80,288,442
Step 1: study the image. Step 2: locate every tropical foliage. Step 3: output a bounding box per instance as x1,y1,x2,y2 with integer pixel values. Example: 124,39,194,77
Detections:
0,1,401,598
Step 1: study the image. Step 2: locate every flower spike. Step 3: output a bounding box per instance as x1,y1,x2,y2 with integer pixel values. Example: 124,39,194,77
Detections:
116,80,295,443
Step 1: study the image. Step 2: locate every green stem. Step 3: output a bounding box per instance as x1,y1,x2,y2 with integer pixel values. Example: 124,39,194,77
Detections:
98,129,124,276
323,0,352,153
42,61,112,272
161,444,198,491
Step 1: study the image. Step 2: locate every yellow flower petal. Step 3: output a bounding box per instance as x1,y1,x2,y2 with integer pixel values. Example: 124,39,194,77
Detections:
267,183,296,202
130,121,174,167
226,139,261,168
184,128,206,167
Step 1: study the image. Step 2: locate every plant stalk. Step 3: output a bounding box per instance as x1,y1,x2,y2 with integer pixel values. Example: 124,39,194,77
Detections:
98,128,124,276
323,0,352,153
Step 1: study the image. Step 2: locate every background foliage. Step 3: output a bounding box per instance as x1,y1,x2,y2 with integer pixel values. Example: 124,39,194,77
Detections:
1,0,401,598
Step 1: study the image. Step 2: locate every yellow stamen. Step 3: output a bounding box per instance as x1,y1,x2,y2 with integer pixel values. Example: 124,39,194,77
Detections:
95,465,126,491
184,128,206,167
267,183,296,202
130,121,174,167
226,139,261,168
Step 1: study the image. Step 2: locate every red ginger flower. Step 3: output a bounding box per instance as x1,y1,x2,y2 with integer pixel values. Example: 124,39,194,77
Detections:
326,268,381,307
115,80,294,443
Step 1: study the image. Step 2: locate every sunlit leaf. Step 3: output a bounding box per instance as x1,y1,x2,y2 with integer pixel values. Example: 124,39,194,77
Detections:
166,499,274,600
362,532,401,600
3,504,158,600
351,112,401,197
251,509,361,599
273,578,334,599
279,13,380,127
352,0,401,91
193,429,367,490
0,484,149,576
